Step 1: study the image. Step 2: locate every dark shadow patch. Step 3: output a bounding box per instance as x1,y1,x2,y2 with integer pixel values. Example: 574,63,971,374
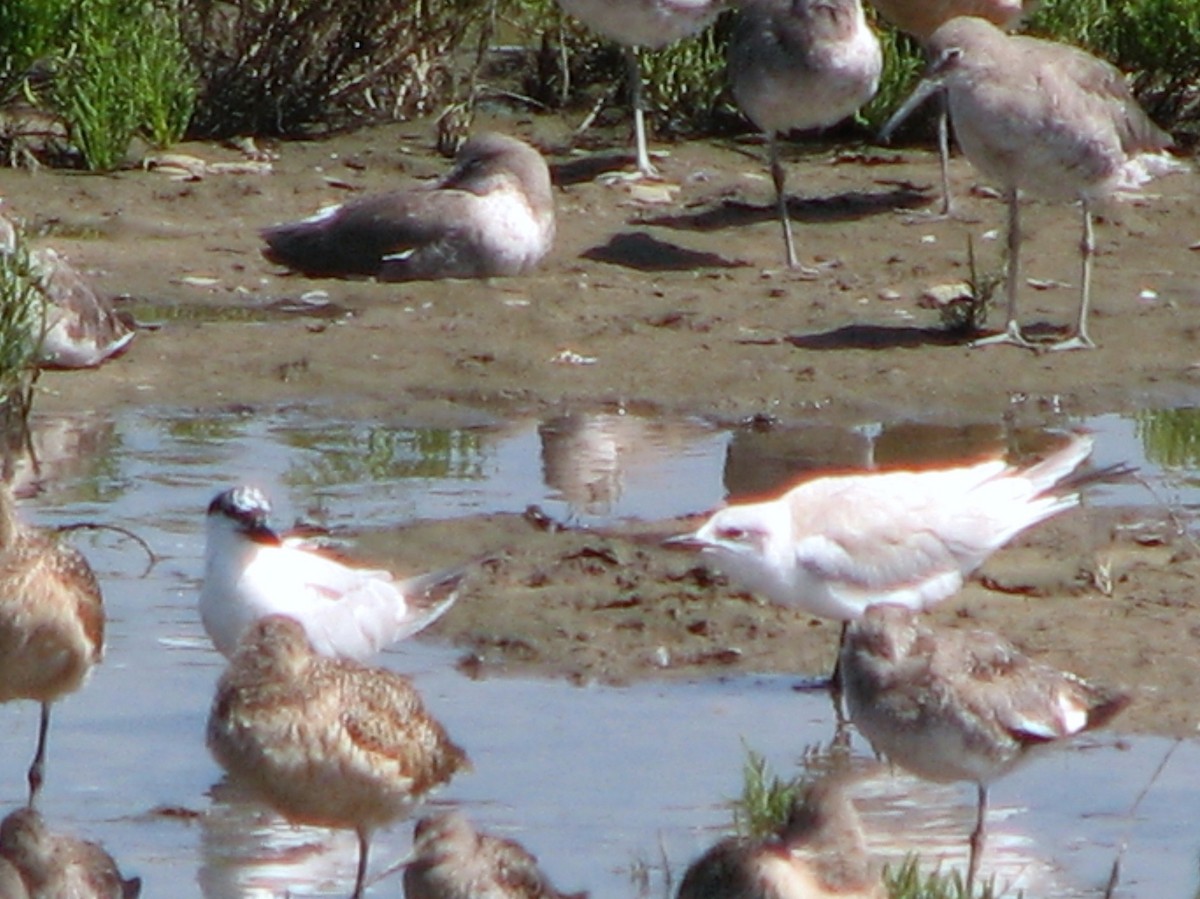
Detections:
581,231,747,272
642,183,931,233
551,153,639,187
780,324,967,350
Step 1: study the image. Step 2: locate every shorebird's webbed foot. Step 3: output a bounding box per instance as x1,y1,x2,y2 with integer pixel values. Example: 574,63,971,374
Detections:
1044,332,1097,351
969,320,1037,350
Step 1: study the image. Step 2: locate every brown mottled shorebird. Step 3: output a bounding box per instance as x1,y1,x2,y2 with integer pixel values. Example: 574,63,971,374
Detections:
556,0,726,177
728,0,882,269
677,772,883,899
666,433,1100,686
0,806,141,898
0,485,105,804
206,614,469,899
262,132,555,281
840,603,1130,892
404,810,587,899
882,16,1186,349
867,0,1039,215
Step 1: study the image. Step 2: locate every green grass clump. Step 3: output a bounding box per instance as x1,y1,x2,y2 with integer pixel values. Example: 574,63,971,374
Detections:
0,0,72,99
52,0,196,170
731,748,806,840
884,856,1011,899
0,223,46,427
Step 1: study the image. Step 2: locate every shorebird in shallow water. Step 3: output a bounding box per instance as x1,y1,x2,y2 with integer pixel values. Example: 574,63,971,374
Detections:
261,132,555,281
556,0,726,178
0,806,141,898
0,485,105,804
727,0,882,269
404,810,587,899
882,16,1186,349
667,434,1101,681
207,615,469,899
200,485,464,661
840,603,1129,892
677,770,883,899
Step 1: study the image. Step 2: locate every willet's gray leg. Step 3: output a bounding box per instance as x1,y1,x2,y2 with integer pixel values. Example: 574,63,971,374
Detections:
1048,200,1098,351
972,186,1036,348
626,46,659,178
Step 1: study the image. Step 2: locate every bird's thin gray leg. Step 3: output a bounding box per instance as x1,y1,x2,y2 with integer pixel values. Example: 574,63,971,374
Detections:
937,94,954,217
1050,200,1098,351
27,702,51,806
972,186,1035,348
769,134,800,270
967,782,988,895
352,829,370,899
626,46,658,178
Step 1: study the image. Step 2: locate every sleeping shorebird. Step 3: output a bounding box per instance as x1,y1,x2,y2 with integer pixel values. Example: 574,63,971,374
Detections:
261,132,555,281
667,434,1105,681
206,614,469,899
0,210,135,369
881,16,1186,349
556,0,726,178
0,485,105,804
728,0,882,269
867,0,1039,215
200,485,464,661
404,810,587,899
677,770,883,899
840,603,1129,892
0,806,141,898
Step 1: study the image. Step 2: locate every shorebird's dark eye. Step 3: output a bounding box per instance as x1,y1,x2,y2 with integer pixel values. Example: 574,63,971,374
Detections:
717,526,747,542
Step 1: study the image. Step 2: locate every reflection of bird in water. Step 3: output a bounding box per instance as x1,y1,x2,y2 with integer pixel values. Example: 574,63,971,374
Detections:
556,0,726,178
404,810,587,899
0,210,135,369
840,603,1129,892
868,0,1040,215
261,133,555,282
727,0,882,269
677,770,883,899
0,806,141,898
667,433,1099,683
539,412,718,519
882,16,1186,349
200,485,464,660
206,615,469,899
0,483,105,803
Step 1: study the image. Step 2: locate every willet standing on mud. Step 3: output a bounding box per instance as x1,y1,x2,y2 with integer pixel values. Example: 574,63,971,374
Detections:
557,0,726,178
882,16,1186,349
867,0,1039,215
727,0,882,270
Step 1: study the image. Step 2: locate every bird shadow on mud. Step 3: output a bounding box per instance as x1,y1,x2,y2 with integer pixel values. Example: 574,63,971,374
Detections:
641,181,931,232
580,231,748,272
753,323,968,350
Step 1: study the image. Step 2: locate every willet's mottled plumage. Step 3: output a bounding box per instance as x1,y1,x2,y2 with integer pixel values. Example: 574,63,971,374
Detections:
728,0,882,269
0,485,105,804
200,485,464,661
404,810,587,899
840,603,1129,891
677,771,883,899
557,0,726,178
883,16,1186,349
0,806,140,898
206,614,469,899
261,132,555,281
666,434,1098,681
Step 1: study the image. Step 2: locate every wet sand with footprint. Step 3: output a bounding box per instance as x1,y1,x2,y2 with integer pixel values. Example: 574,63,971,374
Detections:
3,111,1200,743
